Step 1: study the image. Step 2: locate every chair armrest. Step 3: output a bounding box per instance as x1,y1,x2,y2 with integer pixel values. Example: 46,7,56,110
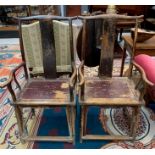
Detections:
0,72,13,88
69,64,77,88
78,60,85,87
0,62,26,102
133,60,154,86
0,62,26,88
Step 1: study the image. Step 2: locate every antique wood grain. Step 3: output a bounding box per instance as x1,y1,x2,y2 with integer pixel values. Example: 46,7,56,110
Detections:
99,18,116,77
66,107,73,138
18,20,29,79
40,20,57,79
82,135,133,140
22,136,73,142
14,106,24,140
78,14,144,20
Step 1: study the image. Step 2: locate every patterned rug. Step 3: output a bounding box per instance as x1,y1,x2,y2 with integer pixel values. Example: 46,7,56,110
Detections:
99,106,155,149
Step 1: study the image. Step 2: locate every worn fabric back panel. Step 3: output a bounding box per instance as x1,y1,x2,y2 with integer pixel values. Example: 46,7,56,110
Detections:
53,20,72,73
22,20,72,75
22,22,43,74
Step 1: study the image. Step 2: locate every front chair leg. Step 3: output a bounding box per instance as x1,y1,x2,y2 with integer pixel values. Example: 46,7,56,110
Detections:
71,106,76,145
14,105,25,143
80,105,86,143
83,106,88,135
130,106,140,141
128,63,134,77
66,106,73,141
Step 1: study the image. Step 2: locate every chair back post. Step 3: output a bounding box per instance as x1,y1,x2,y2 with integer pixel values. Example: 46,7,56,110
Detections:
39,19,57,79
99,17,116,77
132,18,139,57
81,19,87,64
69,18,74,71
128,18,140,77
81,19,87,76
18,19,29,80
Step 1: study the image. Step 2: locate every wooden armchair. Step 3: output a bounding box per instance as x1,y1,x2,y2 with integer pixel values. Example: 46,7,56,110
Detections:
0,15,77,143
78,14,144,142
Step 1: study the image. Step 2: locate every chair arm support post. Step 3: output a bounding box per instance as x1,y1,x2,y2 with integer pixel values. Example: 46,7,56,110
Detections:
69,64,77,102
69,64,77,88
78,61,85,86
78,61,85,100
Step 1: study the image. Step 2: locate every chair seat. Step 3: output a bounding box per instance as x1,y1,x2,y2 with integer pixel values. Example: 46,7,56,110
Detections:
80,77,142,106
16,79,72,106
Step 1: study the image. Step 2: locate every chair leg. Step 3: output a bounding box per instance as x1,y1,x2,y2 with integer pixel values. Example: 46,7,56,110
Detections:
66,106,73,141
14,105,25,143
130,107,140,141
80,105,87,143
128,63,134,77
71,106,76,145
80,106,83,143
83,106,88,135
120,46,126,76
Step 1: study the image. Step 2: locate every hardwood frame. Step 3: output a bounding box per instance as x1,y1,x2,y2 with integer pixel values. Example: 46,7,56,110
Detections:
0,15,77,143
78,14,144,142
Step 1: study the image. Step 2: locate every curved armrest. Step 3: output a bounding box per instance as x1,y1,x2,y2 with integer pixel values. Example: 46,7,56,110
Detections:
69,64,77,88
133,61,154,86
12,62,26,76
0,62,26,88
78,60,85,86
0,72,13,88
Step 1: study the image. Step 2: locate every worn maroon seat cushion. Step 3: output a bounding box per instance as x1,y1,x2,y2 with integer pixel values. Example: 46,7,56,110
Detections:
134,54,155,84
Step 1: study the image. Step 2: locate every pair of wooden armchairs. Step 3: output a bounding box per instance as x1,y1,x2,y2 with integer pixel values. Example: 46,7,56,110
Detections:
0,14,145,144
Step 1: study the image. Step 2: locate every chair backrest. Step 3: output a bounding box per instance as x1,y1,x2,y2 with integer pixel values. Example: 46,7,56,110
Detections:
78,14,144,78
76,19,103,67
18,15,75,79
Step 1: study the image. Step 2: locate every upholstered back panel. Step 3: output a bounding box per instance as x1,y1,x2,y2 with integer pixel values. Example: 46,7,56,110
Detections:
53,20,72,73
22,21,43,74
21,20,72,75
